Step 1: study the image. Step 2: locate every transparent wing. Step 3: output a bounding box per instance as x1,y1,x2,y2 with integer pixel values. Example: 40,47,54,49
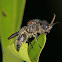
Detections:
8,31,19,40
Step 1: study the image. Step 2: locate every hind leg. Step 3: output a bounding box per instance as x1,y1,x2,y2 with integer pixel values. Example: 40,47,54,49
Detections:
33,34,41,48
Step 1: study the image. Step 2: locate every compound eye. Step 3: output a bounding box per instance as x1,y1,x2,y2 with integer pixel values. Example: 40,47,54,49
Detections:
46,26,48,29
30,21,34,24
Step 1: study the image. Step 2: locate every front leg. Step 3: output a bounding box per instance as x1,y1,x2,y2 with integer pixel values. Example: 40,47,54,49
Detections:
42,32,47,35
33,34,41,48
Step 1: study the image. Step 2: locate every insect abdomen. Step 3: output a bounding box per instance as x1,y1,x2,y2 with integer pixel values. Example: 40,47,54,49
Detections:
16,40,22,51
17,43,22,51
16,34,27,51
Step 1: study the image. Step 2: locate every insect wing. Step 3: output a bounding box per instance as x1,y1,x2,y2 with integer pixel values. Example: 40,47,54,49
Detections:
8,31,19,40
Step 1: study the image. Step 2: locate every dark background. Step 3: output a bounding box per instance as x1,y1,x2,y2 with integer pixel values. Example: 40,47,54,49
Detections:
0,0,62,62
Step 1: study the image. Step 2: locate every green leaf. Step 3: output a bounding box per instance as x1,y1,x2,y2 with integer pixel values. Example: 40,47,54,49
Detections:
0,0,26,62
7,34,46,62
28,34,46,62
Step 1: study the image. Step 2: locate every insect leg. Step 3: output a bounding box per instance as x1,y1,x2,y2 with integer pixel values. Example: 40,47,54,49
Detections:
27,39,33,48
42,32,47,35
29,42,34,51
34,34,41,48
10,36,19,45
29,42,33,48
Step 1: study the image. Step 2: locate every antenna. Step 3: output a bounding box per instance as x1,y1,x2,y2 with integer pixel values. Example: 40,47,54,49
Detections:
50,14,56,24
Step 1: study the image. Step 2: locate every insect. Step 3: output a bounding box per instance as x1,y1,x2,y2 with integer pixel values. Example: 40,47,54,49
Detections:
8,14,56,51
